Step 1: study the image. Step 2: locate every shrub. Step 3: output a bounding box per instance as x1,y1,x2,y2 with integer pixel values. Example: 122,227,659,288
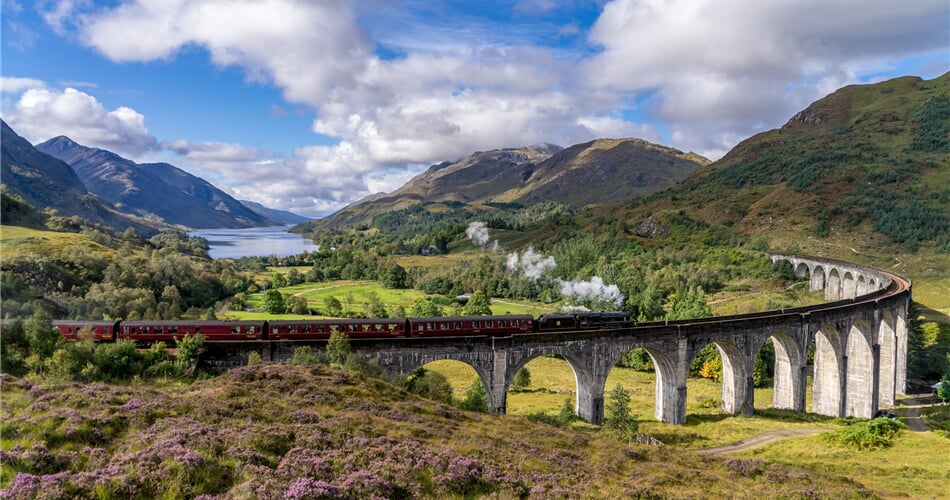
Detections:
175,334,206,375
407,368,453,404
289,346,316,365
824,417,905,450
246,351,263,366
511,368,531,391
604,384,637,441
326,331,350,365
94,339,142,381
458,379,488,412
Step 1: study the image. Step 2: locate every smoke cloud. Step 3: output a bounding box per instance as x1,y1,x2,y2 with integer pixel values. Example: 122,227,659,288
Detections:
466,221,490,246
559,276,625,309
506,246,556,281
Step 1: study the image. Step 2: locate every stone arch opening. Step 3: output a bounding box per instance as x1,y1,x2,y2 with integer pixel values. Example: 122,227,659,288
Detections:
794,262,811,279
845,321,875,418
687,340,750,417
418,359,489,410
826,269,842,300
869,277,877,290
856,275,868,296
811,265,826,292
605,346,677,424
811,325,843,417
842,272,857,299
753,333,806,411
505,354,582,419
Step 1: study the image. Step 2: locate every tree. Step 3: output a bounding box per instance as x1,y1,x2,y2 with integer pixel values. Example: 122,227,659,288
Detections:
326,330,350,365
380,263,408,289
462,290,492,316
938,371,950,403
406,368,453,404
666,286,712,320
272,272,288,288
511,367,531,391
459,378,488,412
175,334,206,375
410,298,443,318
604,384,637,441
263,289,286,314
324,295,343,317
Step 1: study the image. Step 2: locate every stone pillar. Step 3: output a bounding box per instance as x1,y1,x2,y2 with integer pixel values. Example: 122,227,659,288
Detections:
487,349,507,415
719,343,753,415
576,373,606,425
895,305,908,394
772,334,806,412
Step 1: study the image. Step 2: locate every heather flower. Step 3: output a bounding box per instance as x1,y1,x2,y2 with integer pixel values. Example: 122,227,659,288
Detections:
4,473,41,499
283,477,341,499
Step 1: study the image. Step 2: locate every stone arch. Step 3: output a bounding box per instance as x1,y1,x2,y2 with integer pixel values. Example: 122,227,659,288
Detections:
868,277,877,290
842,271,857,299
856,275,868,296
688,340,751,416
812,325,843,416
877,310,897,407
766,332,806,411
826,269,842,300
794,262,811,279
811,265,826,292
400,354,497,411
509,351,601,422
845,321,875,417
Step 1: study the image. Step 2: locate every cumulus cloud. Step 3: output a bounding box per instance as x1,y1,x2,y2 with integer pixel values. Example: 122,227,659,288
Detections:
3,86,158,157
584,0,949,156
15,0,946,216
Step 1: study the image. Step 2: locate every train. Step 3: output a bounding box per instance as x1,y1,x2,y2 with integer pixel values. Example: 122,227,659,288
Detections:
0,311,633,344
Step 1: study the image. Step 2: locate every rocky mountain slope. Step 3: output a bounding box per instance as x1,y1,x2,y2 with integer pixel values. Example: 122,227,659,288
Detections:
0,121,156,234
36,136,273,229
300,138,707,234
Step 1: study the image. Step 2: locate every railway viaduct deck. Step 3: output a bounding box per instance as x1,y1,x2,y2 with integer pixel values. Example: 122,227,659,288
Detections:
202,255,911,425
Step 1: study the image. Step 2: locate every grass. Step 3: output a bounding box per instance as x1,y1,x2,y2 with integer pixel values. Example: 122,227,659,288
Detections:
235,279,556,319
426,356,826,449
0,225,114,263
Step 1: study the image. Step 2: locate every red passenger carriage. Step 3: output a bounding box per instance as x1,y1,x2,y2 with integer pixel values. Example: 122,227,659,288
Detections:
268,319,407,340
53,320,119,341
407,315,534,337
119,320,265,343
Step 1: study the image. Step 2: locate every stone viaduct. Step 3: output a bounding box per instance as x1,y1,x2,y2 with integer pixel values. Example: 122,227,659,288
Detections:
202,255,911,425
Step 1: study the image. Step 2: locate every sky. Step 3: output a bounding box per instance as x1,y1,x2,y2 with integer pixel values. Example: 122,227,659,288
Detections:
2,0,948,218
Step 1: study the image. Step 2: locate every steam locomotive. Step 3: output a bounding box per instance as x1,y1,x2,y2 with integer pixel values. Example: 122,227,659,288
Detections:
1,311,632,344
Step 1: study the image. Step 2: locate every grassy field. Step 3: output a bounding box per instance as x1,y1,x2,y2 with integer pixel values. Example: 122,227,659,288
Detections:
425,356,828,449
237,278,555,318
0,225,115,263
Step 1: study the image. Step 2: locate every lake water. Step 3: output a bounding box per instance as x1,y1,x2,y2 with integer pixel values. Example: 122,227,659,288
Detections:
189,226,319,259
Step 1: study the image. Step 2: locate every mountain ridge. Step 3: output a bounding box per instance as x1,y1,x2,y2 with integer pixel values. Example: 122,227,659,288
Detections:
36,136,275,229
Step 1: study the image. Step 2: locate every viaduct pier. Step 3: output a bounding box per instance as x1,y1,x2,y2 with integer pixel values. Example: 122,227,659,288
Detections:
202,255,911,425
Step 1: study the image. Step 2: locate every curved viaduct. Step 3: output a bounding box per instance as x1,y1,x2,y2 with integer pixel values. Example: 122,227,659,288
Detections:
204,255,911,425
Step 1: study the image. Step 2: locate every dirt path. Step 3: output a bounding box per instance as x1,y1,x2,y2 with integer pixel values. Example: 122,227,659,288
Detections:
696,428,831,456
901,396,931,432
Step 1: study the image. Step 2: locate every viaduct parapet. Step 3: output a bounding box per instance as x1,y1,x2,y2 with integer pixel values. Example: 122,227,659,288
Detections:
202,255,911,425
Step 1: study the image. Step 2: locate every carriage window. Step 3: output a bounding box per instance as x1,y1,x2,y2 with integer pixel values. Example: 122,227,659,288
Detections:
232,326,241,334
156,326,163,334
248,326,255,334
194,328,201,334
330,325,339,333
302,325,311,333
168,326,178,334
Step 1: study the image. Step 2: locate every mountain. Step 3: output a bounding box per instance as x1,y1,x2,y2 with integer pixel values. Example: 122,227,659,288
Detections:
36,137,273,229
590,73,950,256
0,120,157,234
239,199,311,225
300,139,706,233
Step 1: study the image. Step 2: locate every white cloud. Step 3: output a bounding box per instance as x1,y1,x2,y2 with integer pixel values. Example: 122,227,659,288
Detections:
1,77,46,94
584,0,950,157
3,86,158,156
16,0,946,217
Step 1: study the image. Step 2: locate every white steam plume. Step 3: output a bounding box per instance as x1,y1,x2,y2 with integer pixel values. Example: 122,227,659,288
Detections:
466,221,490,246
505,246,556,281
559,276,625,309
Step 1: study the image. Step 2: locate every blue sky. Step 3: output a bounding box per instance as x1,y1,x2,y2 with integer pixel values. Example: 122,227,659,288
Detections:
2,0,948,217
